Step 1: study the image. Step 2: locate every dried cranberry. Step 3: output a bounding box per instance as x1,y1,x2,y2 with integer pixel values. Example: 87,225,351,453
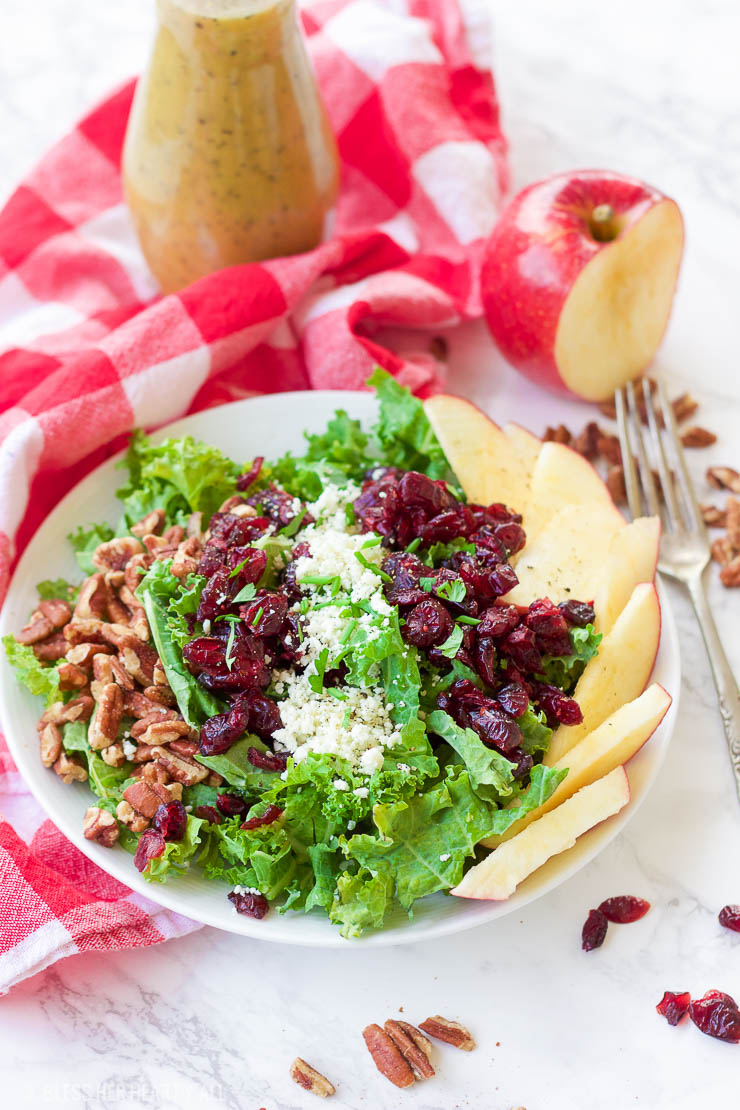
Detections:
197,546,226,577
469,704,522,753
473,636,498,688
471,528,506,561
200,700,251,756
236,456,264,492
382,552,428,607
598,895,651,923
689,990,740,1043
241,690,282,738
249,484,304,526
719,904,740,932
241,803,284,830
398,470,457,514
419,510,466,544
493,520,526,555
134,828,166,872
153,800,188,841
240,593,288,637
194,805,222,824
503,625,542,673
183,636,228,675
354,472,401,538
197,569,239,621
496,682,529,718
275,612,303,662
247,746,288,772
228,889,269,919
526,598,572,655
581,908,609,951
507,748,533,779
216,793,248,818
532,681,583,727
226,545,267,584
656,991,691,1026
402,598,453,648
477,604,520,639
559,599,595,627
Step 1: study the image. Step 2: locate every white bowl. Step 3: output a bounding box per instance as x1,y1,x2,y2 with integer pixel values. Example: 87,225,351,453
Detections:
0,392,680,946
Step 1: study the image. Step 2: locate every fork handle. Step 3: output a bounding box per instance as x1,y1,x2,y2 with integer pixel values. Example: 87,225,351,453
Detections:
687,573,740,804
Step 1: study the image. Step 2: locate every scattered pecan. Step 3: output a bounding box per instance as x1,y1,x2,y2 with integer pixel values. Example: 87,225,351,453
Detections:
117,641,158,685
33,633,69,662
707,466,740,493
418,1016,476,1052
726,496,740,549
103,569,126,591
116,800,150,833
672,392,699,423
598,398,617,420
596,433,622,466
605,465,626,504
57,661,89,691
168,738,199,758
88,683,123,750
171,534,203,579
118,584,150,640
152,660,170,687
63,618,107,646
130,743,157,763
139,719,195,746
73,574,107,621
711,537,735,566
142,684,177,707
124,692,173,721
720,555,740,588
39,722,62,767
101,743,126,768
109,654,136,690
39,598,72,628
103,580,132,627
701,504,728,528
142,533,179,559
53,753,88,784
40,695,94,727
166,782,184,801
150,745,209,785
205,770,224,787
82,806,119,847
362,1024,415,1089
66,642,113,667
122,779,172,818
681,426,717,448
92,536,143,572
92,653,114,687
124,552,154,592
572,421,601,459
384,1020,435,1080
543,424,571,445
290,1058,336,1098
134,761,172,785
130,509,166,538
17,610,56,645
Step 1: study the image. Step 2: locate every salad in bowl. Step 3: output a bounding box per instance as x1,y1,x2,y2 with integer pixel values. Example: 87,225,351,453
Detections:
4,372,668,937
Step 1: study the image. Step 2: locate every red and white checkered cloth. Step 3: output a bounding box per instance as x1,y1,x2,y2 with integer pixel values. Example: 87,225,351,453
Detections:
0,0,507,991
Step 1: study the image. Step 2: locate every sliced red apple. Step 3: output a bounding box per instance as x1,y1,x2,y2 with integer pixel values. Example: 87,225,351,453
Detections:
546,582,661,764
452,767,630,901
424,393,537,513
481,683,671,848
593,516,661,632
481,170,685,401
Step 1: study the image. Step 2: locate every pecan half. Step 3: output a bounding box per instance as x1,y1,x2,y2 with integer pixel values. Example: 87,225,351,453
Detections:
711,537,735,566
168,738,199,758
596,433,622,466
118,584,150,641
57,661,89,691
186,511,203,537
707,466,740,493
701,503,728,528
362,1024,415,1089
130,509,166,538
142,684,177,707
39,722,62,767
681,426,717,448
152,660,170,687
605,464,626,504
290,1058,336,1098
117,641,158,685
92,653,114,685
17,611,55,645
150,744,209,785
33,633,69,662
122,779,172,818
672,392,699,423
123,692,170,720
82,806,119,847
543,424,571,445
720,554,740,588
88,683,123,751
134,761,172,785
64,618,107,646
572,421,602,459
726,496,740,549
101,742,126,767
92,536,143,572
384,1020,435,1080
73,574,107,621
130,711,181,739
66,641,113,667
53,753,88,783
116,799,150,833
40,695,94,727
418,1015,476,1051
124,552,154,592
139,719,195,746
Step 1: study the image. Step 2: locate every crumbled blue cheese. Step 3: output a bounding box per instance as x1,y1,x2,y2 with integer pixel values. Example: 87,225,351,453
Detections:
333,778,349,791
122,739,137,761
272,672,400,774
439,853,451,862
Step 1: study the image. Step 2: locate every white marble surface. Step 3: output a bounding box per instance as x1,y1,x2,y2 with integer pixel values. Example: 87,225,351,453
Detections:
2,1,740,1107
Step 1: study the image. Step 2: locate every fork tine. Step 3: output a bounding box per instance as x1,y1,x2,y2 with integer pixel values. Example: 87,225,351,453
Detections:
642,378,683,533
615,387,643,518
626,381,662,517
656,379,707,536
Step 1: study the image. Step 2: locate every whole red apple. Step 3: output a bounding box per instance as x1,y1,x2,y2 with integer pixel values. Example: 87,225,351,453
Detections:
481,170,684,401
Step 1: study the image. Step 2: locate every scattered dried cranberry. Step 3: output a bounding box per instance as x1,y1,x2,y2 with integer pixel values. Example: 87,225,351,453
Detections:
241,803,284,830
134,828,166,872
598,895,651,924
216,793,248,818
473,635,498,687
503,625,542,673
689,990,740,1043
199,699,250,756
656,991,691,1026
152,800,188,841
228,889,269,919
532,681,583,727
240,593,288,637
236,455,264,491
496,682,529,718
581,908,609,951
402,598,453,648
193,805,222,825
559,599,595,627
719,904,740,932
247,746,288,772
469,704,521,753
477,604,520,639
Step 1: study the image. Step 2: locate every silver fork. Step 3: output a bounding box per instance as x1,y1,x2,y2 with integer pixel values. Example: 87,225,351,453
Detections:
616,378,740,805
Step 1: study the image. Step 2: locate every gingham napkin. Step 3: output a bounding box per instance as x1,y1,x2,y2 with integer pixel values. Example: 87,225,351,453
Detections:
0,0,507,992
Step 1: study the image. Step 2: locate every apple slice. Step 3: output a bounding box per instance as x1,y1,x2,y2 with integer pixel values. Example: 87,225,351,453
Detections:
481,170,684,401
424,394,537,513
520,441,624,550
452,767,630,901
503,422,542,466
503,503,624,607
593,516,661,632
481,683,671,848
546,582,661,764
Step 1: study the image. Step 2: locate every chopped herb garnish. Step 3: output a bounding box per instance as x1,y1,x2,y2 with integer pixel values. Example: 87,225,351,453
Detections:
405,537,421,553
456,614,481,626
420,576,435,592
308,649,329,693
327,687,348,701
232,581,257,603
339,618,358,645
279,514,304,538
361,534,383,548
300,574,339,587
436,578,467,604
354,551,391,581
251,606,264,627
437,625,464,659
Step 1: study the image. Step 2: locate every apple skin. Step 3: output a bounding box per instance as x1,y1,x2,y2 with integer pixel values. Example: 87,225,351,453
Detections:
481,169,683,398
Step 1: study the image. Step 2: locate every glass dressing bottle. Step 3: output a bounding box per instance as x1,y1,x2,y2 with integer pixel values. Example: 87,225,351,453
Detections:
123,0,340,293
